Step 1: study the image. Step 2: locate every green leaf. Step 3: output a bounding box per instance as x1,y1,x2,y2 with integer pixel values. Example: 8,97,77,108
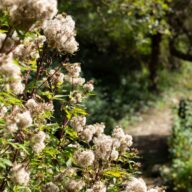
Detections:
8,142,29,155
0,158,12,168
71,107,88,116
0,29,7,33
103,168,129,178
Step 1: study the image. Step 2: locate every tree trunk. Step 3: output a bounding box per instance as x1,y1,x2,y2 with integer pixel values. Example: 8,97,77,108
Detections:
148,33,162,92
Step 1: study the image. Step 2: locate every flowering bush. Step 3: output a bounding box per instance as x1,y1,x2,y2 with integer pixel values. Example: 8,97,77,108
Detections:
0,1,164,191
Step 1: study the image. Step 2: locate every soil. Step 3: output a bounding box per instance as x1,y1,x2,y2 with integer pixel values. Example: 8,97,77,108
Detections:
126,107,173,188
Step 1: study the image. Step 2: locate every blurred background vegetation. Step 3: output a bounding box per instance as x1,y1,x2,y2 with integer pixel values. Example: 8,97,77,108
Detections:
57,0,192,130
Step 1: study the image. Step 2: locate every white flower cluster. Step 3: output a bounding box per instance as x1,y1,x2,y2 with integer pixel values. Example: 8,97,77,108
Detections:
70,116,86,132
2,0,57,29
81,123,105,142
122,177,165,192
83,80,94,92
6,110,32,133
70,115,105,142
11,163,30,186
74,150,95,167
87,181,107,192
112,126,133,153
94,127,132,160
26,99,38,110
0,105,7,118
123,177,147,192
44,14,78,53
26,99,53,113
71,115,132,163
25,98,53,124
31,131,46,154
70,91,83,104
63,63,94,105
0,53,25,95
65,63,81,77
65,179,85,192
16,111,33,129
64,63,85,86
48,69,65,85
14,35,46,61
42,182,59,192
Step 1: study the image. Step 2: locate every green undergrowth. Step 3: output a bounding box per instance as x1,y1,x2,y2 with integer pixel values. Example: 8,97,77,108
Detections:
86,61,192,131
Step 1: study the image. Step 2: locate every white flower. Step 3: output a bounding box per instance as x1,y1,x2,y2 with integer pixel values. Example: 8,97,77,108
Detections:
80,128,94,142
32,131,46,143
43,182,59,192
70,91,83,104
70,116,86,132
0,54,25,95
119,134,133,153
66,179,85,192
94,134,113,159
112,126,125,140
0,53,21,76
9,79,25,95
0,61,20,76
49,69,65,85
83,81,94,92
125,177,147,192
0,105,7,118
64,75,85,86
26,99,38,110
11,163,30,186
63,36,79,54
2,0,58,29
16,111,32,129
31,131,46,153
94,123,105,136
112,138,121,148
74,150,95,167
6,123,18,133
124,134,133,147
112,126,133,153
91,181,107,192
13,35,46,60
65,63,81,77
44,14,78,53
86,125,96,134
110,149,119,161
32,142,45,154
56,72,65,84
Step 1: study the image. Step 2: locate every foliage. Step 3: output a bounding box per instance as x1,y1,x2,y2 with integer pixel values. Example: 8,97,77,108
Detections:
162,99,192,191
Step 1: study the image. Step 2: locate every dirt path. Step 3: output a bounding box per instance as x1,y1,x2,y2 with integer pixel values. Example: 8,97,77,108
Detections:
126,107,173,188
127,108,172,136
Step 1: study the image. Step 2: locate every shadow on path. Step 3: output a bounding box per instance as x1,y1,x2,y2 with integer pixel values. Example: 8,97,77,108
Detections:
133,134,169,187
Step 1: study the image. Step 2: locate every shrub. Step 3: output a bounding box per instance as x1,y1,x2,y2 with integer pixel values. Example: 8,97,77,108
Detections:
0,1,162,191
162,99,192,191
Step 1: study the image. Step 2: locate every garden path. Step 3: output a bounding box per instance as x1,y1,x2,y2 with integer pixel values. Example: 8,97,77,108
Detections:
126,107,173,188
